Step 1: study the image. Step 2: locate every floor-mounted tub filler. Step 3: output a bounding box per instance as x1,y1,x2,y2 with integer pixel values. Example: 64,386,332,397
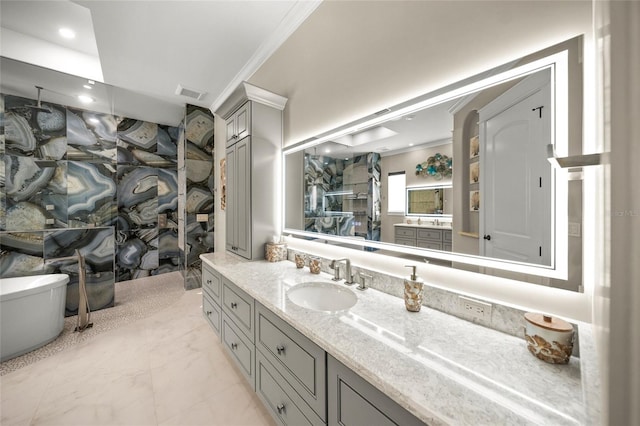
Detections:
0,274,69,362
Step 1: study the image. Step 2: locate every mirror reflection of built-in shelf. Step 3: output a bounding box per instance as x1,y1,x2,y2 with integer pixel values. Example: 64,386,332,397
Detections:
458,231,479,239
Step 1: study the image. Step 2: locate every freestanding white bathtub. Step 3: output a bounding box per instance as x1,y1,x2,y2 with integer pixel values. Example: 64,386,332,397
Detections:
1,274,69,362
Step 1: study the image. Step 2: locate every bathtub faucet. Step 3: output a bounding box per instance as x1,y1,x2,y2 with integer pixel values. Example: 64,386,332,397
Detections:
45,250,92,332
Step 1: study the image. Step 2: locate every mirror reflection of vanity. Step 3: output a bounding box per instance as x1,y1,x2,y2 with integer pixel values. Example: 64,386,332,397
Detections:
284,36,584,291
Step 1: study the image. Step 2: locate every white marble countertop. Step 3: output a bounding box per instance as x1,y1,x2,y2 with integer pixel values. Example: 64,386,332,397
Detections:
394,223,453,230
201,252,584,425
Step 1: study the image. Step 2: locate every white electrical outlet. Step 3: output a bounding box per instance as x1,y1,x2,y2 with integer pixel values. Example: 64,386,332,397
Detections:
458,296,492,322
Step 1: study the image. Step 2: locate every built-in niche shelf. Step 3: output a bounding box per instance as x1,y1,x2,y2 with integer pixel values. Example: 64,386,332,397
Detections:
458,231,479,239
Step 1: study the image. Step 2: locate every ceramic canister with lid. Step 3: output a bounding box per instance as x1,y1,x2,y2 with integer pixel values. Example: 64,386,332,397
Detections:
524,313,574,364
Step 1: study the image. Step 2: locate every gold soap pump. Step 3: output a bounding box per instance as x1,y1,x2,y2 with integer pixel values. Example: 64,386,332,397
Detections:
403,265,424,312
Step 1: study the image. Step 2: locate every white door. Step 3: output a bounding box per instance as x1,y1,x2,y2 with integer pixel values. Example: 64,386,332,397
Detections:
479,69,552,265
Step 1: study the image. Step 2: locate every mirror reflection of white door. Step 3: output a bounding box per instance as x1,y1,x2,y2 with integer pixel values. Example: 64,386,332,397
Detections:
479,69,552,265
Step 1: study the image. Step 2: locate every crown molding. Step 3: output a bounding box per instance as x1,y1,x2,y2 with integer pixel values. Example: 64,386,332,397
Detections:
215,82,288,119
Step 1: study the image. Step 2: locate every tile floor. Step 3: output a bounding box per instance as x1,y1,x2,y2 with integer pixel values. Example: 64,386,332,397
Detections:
0,273,275,426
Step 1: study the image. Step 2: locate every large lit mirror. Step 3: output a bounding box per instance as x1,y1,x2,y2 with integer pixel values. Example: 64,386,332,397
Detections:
284,36,583,290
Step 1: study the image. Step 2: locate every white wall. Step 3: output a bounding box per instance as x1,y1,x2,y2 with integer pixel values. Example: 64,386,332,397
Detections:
249,1,592,147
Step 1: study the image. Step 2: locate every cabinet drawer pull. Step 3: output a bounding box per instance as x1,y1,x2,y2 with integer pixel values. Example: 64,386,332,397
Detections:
276,345,285,355
276,403,286,414
230,302,238,309
205,310,212,316
207,279,212,285
231,342,238,350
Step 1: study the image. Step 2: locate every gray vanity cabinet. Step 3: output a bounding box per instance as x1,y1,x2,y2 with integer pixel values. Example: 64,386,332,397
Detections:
328,355,425,426
202,263,222,336
255,303,326,424
395,226,452,252
224,100,283,260
219,276,256,389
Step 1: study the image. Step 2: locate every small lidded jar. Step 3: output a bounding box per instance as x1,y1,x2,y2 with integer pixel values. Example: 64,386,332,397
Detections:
524,313,574,364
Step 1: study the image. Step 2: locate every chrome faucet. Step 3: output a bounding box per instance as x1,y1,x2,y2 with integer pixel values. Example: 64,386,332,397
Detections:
356,272,372,291
329,258,354,285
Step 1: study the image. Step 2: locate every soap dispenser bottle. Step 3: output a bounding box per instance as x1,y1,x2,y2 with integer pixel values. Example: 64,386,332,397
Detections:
403,265,424,312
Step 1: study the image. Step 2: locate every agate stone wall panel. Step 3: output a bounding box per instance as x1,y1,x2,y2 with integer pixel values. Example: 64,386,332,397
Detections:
1,93,194,297
116,166,158,230
116,228,159,281
183,105,214,290
0,231,45,278
66,108,118,163
3,95,67,159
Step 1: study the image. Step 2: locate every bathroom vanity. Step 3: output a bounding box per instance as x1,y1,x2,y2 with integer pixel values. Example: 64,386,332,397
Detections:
200,252,587,425
394,223,453,251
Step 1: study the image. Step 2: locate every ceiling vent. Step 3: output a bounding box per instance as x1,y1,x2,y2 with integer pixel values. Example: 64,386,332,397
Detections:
175,84,207,100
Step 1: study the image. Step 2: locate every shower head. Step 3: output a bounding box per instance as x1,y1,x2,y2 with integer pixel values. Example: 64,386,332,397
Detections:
7,86,52,114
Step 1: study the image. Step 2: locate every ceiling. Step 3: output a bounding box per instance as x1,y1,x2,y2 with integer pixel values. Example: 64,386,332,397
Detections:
0,0,321,125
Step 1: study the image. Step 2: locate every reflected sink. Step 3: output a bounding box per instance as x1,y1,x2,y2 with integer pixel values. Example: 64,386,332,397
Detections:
287,282,357,312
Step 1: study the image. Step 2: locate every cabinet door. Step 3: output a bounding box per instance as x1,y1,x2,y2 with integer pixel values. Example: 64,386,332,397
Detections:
222,312,255,389
225,144,237,252
235,102,250,141
328,355,425,426
234,137,251,258
226,136,251,259
256,351,324,426
202,263,221,304
226,117,236,146
202,293,221,337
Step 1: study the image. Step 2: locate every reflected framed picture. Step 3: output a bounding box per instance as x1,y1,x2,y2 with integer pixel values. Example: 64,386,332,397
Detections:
470,135,480,159
470,190,480,211
220,158,226,210
469,162,479,184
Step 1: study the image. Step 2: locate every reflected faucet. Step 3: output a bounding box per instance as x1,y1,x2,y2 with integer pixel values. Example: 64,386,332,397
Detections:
329,258,354,285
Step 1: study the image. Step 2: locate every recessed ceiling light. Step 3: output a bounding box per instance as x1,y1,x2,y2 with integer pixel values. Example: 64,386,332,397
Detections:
59,28,76,39
88,118,100,124
83,85,92,90
409,143,414,147
87,80,95,85
78,95,94,104
325,149,331,153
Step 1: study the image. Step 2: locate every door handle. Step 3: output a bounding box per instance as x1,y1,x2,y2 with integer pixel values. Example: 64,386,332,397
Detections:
276,345,285,355
483,234,491,241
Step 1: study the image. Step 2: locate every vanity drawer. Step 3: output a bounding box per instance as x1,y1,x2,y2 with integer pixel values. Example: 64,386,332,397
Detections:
256,303,326,421
222,277,254,341
394,227,417,239
417,228,442,241
222,312,255,389
443,230,452,243
416,240,442,250
443,243,452,252
328,355,424,426
202,263,221,304
395,238,416,247
256,351,324,426
202,293,221,337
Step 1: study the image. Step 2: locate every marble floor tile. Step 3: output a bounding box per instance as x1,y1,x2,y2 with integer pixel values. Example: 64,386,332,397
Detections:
0,275,275,426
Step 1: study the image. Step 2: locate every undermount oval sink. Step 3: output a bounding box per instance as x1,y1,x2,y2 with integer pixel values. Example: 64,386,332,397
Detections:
287,282,357,312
